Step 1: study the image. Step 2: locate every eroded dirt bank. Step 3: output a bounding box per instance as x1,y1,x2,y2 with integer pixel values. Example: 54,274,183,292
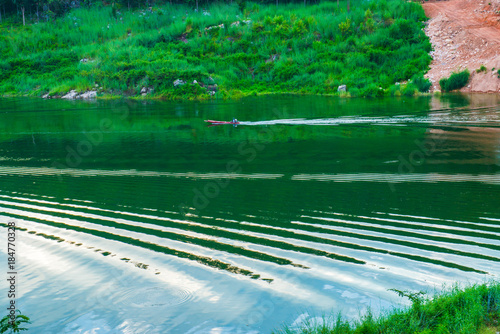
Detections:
422,0,500,92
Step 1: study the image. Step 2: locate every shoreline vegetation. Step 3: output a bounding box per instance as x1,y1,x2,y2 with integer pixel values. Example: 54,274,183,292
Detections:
0,0,434,100
277,282,500,334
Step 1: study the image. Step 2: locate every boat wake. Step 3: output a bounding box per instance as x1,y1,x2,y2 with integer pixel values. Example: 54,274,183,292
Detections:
237,110,500,127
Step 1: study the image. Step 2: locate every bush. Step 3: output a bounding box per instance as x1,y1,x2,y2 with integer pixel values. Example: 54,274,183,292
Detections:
360,83,384,97
389,84,401,96
252,22,265,33
411,73,431,92
476,65,487,73
272,61,299,82
389,19,415,41
402,82,418,96
439,70,470,92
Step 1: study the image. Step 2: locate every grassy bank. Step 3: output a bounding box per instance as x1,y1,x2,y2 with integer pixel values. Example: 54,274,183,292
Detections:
277,282,500,334
0,0,431,99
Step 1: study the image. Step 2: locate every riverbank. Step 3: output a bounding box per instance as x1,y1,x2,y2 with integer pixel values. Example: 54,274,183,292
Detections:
0,0,432,100
423,0,500,93
277,282,500,334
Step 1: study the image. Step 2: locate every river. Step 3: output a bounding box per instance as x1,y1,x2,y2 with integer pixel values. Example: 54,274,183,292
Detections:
0,94,500,333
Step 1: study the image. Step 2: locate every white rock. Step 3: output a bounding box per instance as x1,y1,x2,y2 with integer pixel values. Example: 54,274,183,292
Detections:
79,91,97,99
62,90,79,99
173,79,186,87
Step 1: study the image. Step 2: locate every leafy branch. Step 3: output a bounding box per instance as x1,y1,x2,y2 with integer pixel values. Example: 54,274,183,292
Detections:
0,311,31,334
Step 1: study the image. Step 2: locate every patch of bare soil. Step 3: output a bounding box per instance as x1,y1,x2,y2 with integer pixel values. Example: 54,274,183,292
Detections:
422,0,500,92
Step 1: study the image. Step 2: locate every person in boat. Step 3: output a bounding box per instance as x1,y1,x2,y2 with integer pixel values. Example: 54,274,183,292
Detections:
232,118,238,123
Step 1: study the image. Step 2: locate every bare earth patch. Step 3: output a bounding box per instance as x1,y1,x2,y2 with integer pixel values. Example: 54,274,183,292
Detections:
422,0,500,92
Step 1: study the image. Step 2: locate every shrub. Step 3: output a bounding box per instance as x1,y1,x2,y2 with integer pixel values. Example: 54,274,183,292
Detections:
338,18,351,36
349,87,360,97
476,65,487,73
389,84,401,96
272,15,286,25
255,62,274,74
389,19,415,41
402,82,418,96
252,22,265,33
361,83,384,97
411,73,431,92
272,61,299,82
439,70,470,92
292,19,307,36
273,23,290,37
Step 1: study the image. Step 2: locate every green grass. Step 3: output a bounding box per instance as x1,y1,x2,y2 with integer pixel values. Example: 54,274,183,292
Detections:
0,0,432,99
275,282,500,334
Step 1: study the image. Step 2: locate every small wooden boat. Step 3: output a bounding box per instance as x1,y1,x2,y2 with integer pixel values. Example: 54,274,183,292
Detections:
204,119,240,125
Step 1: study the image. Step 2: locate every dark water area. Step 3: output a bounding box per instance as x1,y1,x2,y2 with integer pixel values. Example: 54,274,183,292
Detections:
0,94,500,333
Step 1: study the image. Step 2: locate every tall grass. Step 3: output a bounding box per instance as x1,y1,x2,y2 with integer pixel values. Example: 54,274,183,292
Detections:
0,0,432,99
276,282,500,334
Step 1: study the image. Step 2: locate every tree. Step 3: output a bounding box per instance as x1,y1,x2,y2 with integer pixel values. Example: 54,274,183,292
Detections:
34,0,45,22
0,0,4,23
13,0,32,26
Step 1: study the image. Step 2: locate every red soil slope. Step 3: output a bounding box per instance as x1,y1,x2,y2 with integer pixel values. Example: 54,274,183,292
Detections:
422,0,500,92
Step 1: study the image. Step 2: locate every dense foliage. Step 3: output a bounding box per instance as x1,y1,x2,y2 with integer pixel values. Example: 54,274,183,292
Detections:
0,0,432,99
439,70,470,92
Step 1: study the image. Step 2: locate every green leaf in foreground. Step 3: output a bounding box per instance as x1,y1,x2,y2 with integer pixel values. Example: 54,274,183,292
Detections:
0,311,31,334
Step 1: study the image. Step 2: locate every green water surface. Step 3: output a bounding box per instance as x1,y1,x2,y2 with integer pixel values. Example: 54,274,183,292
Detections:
0,94,499,333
